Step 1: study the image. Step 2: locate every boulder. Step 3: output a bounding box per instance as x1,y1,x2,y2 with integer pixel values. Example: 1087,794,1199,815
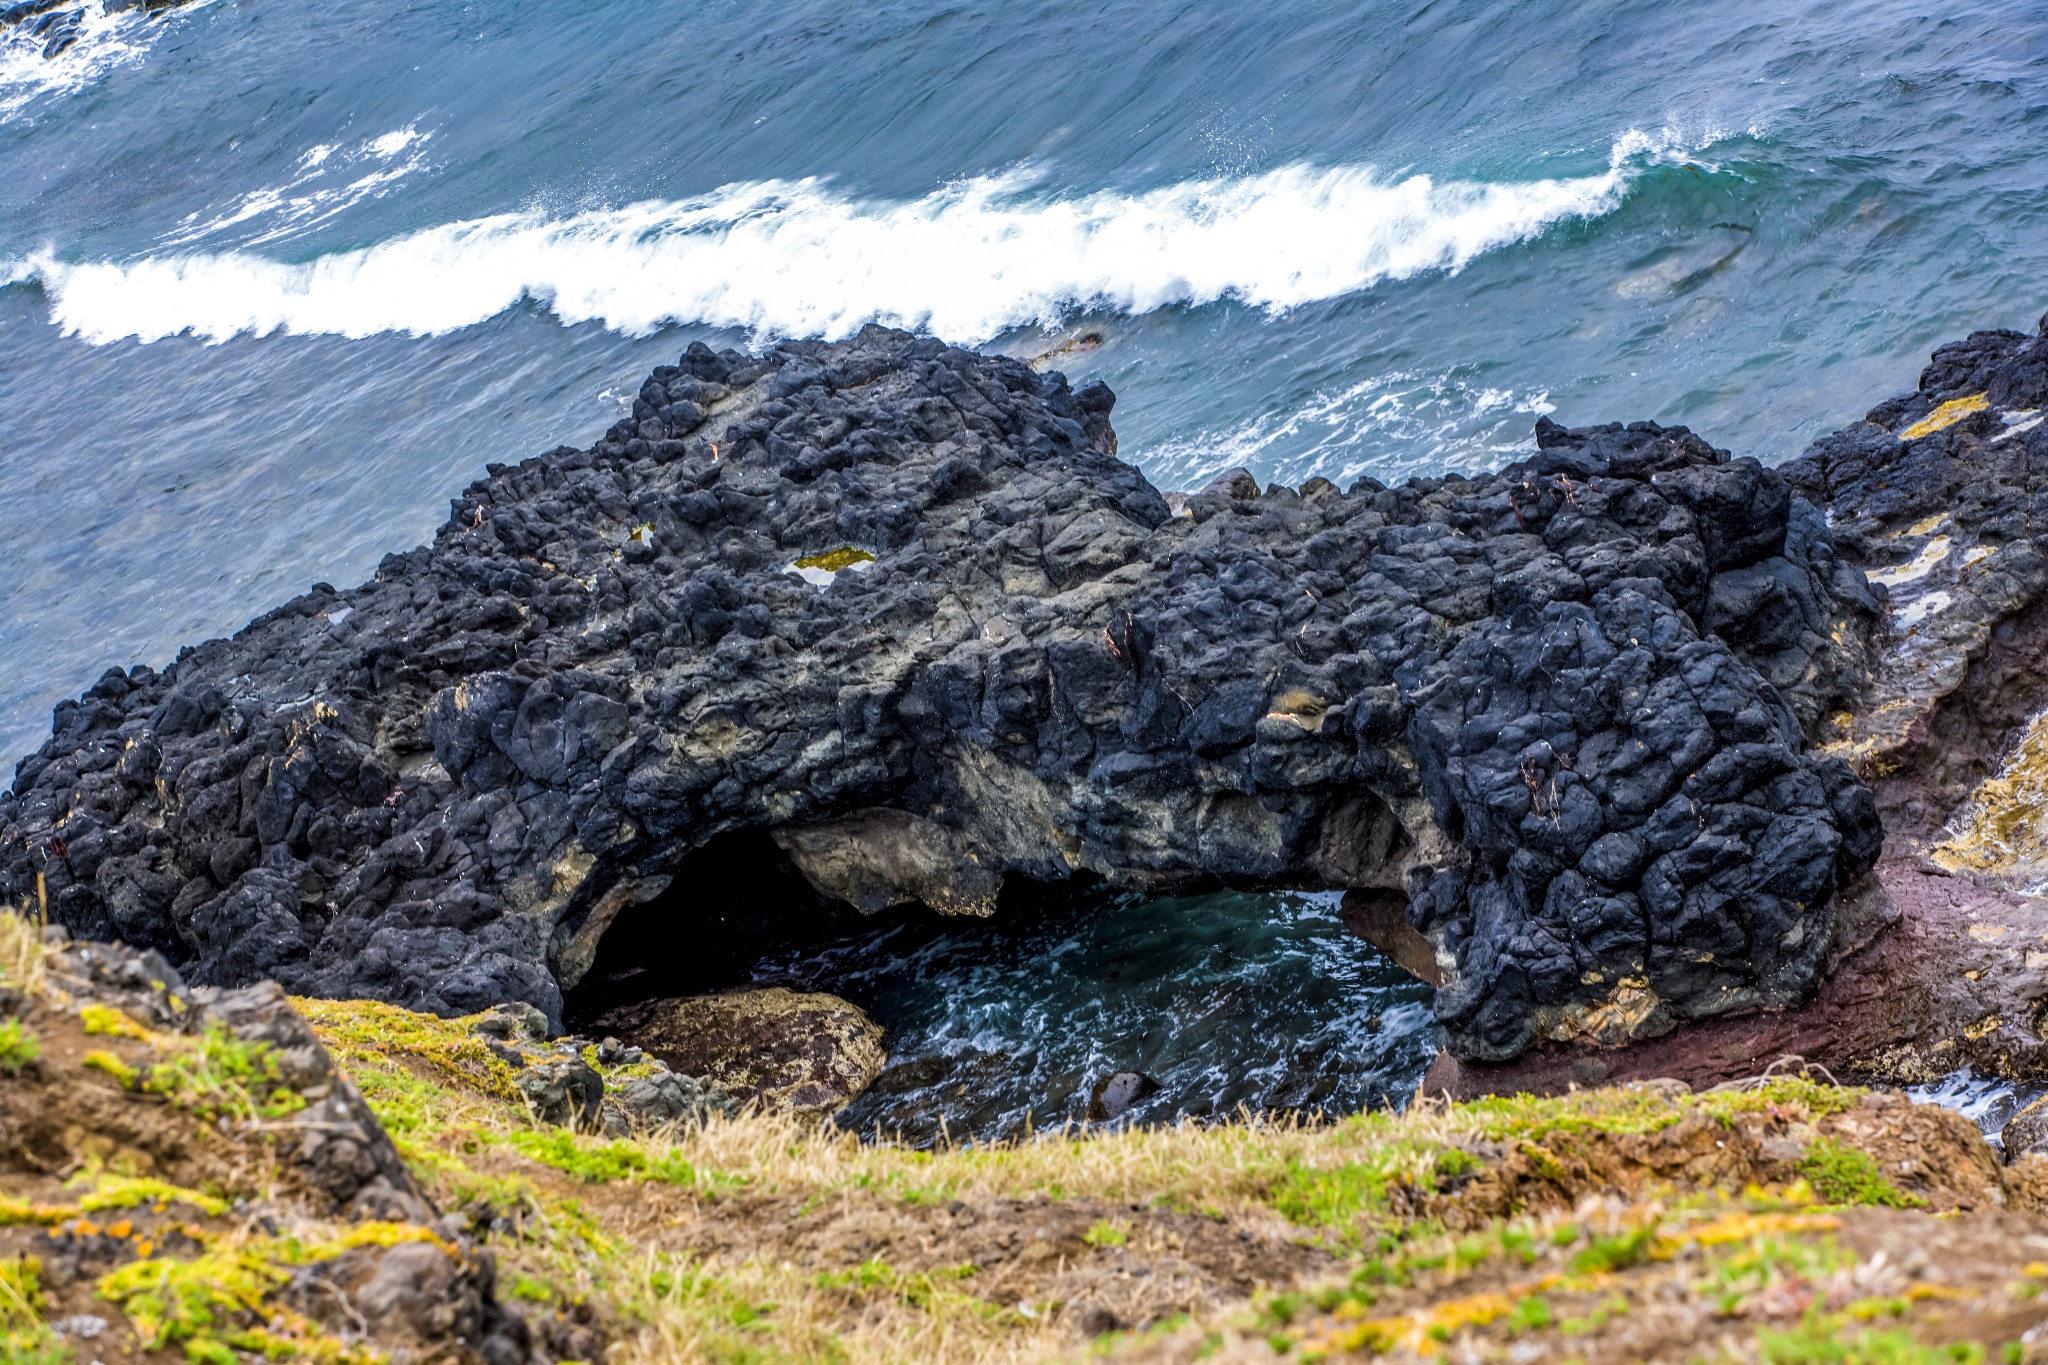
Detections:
596,987,888,1118
2005,1093,2048,1161
512,1052,605,1129
7,932,540,1363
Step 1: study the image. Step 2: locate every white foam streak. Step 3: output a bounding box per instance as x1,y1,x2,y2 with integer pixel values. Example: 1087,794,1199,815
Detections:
20,134,1691,346
158,123,436,248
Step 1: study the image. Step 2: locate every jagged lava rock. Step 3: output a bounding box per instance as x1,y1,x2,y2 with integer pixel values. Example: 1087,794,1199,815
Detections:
0,326,1882,1063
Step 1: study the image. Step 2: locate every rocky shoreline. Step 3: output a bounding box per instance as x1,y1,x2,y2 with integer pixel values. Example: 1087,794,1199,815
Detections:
6,316,2048,1123
1427,318,2048,1107
10,316,2048,1359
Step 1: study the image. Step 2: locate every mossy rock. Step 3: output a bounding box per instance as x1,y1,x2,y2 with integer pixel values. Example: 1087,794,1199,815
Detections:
595,988,886,1119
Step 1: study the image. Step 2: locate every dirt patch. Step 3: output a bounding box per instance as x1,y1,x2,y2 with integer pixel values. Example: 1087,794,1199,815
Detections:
571,1174,1335,1337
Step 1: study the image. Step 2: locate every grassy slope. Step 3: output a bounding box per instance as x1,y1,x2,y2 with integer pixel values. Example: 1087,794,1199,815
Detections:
298,997,2048,1364
2,900,2044,1364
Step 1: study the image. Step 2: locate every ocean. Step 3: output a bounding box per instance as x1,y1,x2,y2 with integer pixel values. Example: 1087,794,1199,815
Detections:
3,0,2045,1134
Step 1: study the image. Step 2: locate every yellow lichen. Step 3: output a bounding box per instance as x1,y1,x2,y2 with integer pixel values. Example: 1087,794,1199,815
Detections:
1932,704,2048,880
1666,1211,1840,1250
81,1049,138,1086
1327,1289,1518,1355
1898,392,1989,440
79,1003,151,1040
75,1176,228,1218
792,546,877,572
1866,534,1952,587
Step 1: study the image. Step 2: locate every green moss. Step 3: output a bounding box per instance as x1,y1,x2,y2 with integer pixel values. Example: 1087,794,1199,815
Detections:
343,1059,458,1137
1568,1222,1660,1276
1756,1312,1985,1363
1509,1295,1553,1334
81,1018,304,1122
791,547,876,572
294,996,525,1105
1699,1234,1854,1316
141,1022,304,1123
1458,1077,1859,1144
0,1256,72,1365
93,1228,445,1365
1268,1145,1477,1240
1796,1138,1923,1209
0,1016,38,1073
507,1129,738,1193
94,1247,300,1363
1083,1219,1128,1248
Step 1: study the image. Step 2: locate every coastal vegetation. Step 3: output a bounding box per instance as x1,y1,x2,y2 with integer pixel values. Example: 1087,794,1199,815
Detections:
1,909,2041,1362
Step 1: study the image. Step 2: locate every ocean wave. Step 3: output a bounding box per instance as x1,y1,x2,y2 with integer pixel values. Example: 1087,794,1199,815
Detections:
13,129,1725,346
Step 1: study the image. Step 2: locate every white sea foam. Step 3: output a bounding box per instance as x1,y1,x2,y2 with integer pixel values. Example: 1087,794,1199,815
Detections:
1140,368,1557,494
158,123,436,248
0,0,210,121
16,129,1721,346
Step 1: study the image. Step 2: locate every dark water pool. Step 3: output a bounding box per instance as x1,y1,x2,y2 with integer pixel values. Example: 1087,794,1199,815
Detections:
740,888,1436,1144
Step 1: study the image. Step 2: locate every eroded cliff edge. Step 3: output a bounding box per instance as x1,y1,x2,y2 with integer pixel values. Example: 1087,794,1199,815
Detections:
0,325,1894,1066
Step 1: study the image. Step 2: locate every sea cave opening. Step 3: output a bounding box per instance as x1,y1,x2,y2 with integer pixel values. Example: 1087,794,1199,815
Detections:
563,830,1439,1143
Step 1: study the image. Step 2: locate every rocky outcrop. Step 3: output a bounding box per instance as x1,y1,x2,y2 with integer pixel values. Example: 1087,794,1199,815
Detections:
1429,314,2048,1097
596,987,887,1119
1783,317,2048,852
1,930,541,1363
0,326,1886,1065
462,998,739,1133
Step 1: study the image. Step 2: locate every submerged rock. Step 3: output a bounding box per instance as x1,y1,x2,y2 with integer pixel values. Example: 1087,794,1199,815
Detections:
0,0,199,59
596,987,887,1119
1087,1070,1162,1122
0,326,1885,1064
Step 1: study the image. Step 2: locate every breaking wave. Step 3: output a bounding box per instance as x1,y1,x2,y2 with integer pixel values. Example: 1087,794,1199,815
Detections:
8,129,1725,345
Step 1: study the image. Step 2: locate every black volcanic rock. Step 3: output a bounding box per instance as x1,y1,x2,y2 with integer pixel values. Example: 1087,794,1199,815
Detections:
1782,317,2048,849
0,326,1883,1063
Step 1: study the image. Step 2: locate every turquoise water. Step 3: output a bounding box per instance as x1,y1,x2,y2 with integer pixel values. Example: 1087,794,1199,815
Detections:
3,0,2046,1128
